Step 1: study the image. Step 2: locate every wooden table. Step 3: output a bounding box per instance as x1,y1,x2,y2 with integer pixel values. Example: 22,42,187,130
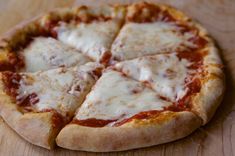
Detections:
0,0,235,155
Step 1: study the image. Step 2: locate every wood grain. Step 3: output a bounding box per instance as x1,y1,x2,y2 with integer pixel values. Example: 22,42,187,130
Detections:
0,0,234,155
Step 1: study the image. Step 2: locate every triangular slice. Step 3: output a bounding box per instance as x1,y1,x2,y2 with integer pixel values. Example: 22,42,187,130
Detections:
75,70,172,123
114,52,225,124
56,69,201,152
111,2,208,61
54,5,126,63
0,62,104,149
21,37,91,72
114,52,198,102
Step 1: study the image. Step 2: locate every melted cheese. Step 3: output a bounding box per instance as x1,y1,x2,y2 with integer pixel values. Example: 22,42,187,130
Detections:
111,22,196,60
16,62,103,116
55,20,120,61
75,70,171,123
115,53,194,102
22,37,90,72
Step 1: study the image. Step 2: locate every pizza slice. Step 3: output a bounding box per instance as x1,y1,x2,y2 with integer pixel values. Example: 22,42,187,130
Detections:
114,51,225,124
21,37,91,72
56,69,202,152
0,36,91,72
0,13,92,72
111,2,208,61
50,5,126,63
0,62,104,149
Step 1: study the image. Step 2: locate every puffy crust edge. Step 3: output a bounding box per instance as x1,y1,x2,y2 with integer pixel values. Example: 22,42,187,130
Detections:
191,65,225,124
56,111,202,152
162,4,226,125
188,17,225,125
180,13,225,124
0,15,42,52
0,76,59,149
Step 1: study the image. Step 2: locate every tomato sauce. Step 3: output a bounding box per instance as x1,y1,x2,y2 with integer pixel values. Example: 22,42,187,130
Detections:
1,72,40,108
17,93,39,107
0,53,25,72
114,110,161,126
127,2,208,52
72,118,116,127
127,4,161,23
72,111,162,127
41,109,66,128
1,72,21,98
99,51,112,66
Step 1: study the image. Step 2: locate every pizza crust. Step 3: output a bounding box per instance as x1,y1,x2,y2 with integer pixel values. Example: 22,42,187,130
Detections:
0,75,62,149
191,64,225,124
0,16,42,52
0,2,225,151
56,111,202,152
190,24,225,124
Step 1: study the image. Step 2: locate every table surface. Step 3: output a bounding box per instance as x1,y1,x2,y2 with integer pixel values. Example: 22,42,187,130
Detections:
0,0,235,155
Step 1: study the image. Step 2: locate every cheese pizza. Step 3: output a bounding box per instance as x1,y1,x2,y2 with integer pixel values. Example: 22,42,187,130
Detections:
0,2,225,152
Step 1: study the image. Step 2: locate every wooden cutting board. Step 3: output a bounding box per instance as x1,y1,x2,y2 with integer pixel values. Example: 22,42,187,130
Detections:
0,0,234,155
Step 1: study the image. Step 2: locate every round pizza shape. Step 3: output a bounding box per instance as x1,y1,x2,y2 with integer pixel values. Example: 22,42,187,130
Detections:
0,2,225,152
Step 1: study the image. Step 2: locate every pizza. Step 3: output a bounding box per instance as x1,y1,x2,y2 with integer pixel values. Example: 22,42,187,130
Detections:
0,2,225,152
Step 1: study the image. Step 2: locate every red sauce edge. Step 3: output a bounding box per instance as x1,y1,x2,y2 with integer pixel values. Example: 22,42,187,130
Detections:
72,99,194,128
2,73,66,129
1,72,21,98
1,72,40,107
127,2,208,51
41,109,66,129
0,52,25,72
17,92,39,107
127,3,161,23
71,118,116,127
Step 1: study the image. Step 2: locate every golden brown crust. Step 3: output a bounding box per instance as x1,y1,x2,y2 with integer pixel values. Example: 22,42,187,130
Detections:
191,62,225,124
184,20,225,124
56,111,202,152
173,8,225,124
188,20,225,125
0,15,42,71
0,15,42,52
0,75,59,149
